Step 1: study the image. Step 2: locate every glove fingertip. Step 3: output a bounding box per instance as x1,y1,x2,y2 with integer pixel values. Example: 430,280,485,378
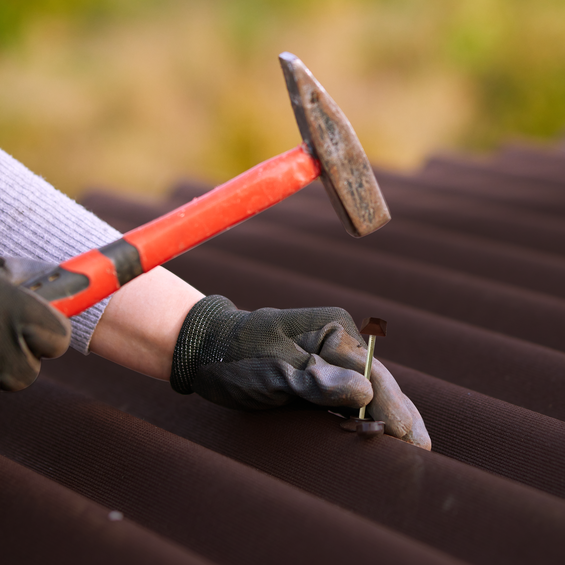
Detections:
342,372,374,409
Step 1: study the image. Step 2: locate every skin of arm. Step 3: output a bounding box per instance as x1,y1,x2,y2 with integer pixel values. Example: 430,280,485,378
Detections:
89,266,204,381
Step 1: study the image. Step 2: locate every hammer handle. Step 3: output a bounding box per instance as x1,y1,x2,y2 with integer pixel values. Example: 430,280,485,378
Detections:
25,144,320,317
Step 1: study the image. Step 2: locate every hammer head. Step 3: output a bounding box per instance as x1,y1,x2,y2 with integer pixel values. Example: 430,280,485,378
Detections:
279,52,391,237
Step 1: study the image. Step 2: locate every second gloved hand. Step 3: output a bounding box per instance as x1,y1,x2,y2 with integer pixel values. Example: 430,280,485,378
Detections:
170,295,431,449
171,295,375,410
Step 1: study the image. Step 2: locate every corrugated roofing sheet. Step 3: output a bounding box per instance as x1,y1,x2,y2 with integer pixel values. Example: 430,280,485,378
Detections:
2,143,565,564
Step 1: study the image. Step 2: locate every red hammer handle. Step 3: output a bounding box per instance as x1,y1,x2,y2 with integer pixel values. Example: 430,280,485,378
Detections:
26,144,320,318
126,143,319,272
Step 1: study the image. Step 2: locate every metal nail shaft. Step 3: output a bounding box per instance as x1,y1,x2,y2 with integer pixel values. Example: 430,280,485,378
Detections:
359,334,376,419
357,317,387,422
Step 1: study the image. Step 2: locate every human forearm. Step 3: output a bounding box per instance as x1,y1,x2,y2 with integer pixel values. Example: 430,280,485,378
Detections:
89,266,204,380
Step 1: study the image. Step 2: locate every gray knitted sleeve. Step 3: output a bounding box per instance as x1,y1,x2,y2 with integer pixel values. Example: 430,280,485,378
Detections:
0,148,122,354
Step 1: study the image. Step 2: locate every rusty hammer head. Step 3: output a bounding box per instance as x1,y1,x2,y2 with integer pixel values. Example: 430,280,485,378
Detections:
279,52,390,238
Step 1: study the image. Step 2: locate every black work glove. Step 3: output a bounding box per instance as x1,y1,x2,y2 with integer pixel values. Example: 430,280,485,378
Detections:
171,295,374,410
0,257,71,392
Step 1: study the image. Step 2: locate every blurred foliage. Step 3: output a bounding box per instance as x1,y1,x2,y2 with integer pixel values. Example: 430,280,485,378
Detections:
0,0,564,197
0,0,158,45
441,0,565,145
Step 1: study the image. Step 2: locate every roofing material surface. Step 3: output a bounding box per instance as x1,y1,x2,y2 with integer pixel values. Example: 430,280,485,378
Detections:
2,143,565,564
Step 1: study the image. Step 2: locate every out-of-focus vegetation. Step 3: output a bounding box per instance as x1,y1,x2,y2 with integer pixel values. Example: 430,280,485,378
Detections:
1,0,564,197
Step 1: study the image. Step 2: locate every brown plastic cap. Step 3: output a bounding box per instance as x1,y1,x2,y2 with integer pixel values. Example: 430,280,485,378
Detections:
359,317,387,337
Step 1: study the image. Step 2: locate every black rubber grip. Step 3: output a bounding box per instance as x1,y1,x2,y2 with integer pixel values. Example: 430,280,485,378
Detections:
22,267,90,302
99,239,144,287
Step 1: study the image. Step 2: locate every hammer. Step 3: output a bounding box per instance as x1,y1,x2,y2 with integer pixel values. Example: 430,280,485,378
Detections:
22,53,390,317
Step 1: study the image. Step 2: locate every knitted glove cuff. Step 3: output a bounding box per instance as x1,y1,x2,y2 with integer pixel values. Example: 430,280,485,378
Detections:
170,295,244,394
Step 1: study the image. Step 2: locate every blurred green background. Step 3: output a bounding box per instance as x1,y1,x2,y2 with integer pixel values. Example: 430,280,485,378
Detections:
1,0,565,198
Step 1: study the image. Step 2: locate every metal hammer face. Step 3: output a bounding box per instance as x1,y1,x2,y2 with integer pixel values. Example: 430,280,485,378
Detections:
280,52,390,237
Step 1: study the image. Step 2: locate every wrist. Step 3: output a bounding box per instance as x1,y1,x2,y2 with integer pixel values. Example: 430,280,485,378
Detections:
89,267,204,380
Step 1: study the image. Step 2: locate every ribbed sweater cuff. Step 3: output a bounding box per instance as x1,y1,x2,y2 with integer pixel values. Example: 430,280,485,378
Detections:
0,148,122,354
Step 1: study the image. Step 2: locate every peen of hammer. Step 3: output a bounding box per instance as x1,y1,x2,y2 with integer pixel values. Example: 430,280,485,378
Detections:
23,53,390,317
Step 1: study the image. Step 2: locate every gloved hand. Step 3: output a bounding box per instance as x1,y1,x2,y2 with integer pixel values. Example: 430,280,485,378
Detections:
171,295,373,409
170,295,431,449
0,257,71,392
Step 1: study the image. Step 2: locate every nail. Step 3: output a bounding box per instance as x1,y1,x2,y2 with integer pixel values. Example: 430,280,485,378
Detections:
358,317,387,420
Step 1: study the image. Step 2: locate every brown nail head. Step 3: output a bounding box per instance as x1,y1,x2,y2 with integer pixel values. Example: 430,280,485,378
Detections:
356,421,385,439
359,317,387,337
